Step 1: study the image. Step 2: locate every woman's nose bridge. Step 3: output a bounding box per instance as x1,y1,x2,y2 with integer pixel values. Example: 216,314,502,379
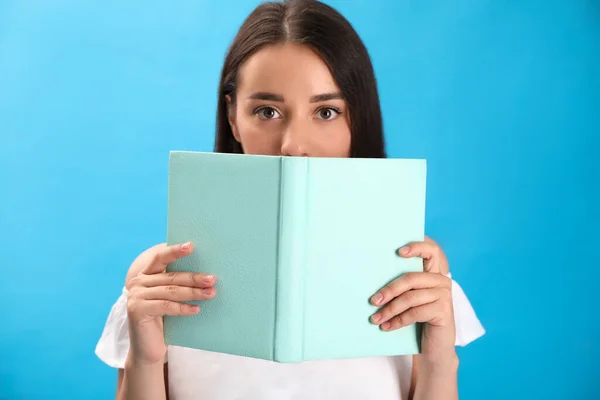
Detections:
281,114,310,155
285,114,308,139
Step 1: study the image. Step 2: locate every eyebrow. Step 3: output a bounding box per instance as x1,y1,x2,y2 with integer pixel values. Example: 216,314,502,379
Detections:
247,92,284,102
310,92,344,103
247,92,344,103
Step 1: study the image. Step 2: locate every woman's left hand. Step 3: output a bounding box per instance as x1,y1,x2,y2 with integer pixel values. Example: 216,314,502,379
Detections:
369,236,457,366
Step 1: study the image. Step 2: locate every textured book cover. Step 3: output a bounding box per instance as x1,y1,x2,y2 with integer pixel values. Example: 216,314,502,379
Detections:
164,151,427,362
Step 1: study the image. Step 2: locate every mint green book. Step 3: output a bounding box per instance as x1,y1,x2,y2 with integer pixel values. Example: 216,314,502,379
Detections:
164,151,427,362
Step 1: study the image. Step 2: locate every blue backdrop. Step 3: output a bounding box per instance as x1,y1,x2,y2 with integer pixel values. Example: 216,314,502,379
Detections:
1,1,598,399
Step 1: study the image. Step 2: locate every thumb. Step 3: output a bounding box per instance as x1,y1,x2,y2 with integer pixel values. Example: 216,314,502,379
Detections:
397,241,443,274
143,242,194,275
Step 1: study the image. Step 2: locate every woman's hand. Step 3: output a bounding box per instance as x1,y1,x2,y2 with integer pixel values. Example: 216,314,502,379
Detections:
369,237,456,366
125,242,216,366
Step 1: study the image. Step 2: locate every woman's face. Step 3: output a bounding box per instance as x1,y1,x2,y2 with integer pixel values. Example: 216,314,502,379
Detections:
227,43,351,157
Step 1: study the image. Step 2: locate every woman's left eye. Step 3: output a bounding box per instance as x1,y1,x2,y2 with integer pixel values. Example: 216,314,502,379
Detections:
316,108,341,121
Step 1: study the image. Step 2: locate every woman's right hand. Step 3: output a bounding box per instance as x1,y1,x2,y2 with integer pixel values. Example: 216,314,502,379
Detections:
125,241,216,365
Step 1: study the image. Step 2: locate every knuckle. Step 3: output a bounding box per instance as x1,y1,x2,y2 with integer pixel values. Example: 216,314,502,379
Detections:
389,297,407,317
394,313,408,327
128,276,143,289
126,298,140,316
380,285,394,300
403,272,418,285
166,272,178,284
165,285,178,293
127,286,142,300
386,301,398,317
191,273,203,285
403,290,418,305
161,300,173,311
379,305,392,320
408,307,420,320
178,302,189,314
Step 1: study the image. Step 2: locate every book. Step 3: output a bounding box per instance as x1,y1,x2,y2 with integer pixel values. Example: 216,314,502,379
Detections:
164,151,427,362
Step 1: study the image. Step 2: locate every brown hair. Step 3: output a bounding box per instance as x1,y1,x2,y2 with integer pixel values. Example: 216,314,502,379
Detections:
214,0,386,158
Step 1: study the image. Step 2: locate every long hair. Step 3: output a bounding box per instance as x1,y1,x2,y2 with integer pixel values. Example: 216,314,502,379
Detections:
214,0,386,158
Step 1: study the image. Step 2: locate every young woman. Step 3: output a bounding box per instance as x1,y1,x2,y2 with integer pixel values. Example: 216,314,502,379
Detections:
95,1,485,399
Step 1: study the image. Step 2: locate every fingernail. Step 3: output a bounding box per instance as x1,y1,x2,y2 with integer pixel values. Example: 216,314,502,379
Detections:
203,275,215,283
181,242,191,251
202,288,214,295
398,246,410,256
371,313,381,323
371,293,383,305
381,322,391,330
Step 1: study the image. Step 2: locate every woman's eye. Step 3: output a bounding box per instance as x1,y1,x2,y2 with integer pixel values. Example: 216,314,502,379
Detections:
316,108,340,121
256,107,281,120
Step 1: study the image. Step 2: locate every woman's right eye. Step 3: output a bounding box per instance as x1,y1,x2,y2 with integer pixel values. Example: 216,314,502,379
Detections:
255,107,281,120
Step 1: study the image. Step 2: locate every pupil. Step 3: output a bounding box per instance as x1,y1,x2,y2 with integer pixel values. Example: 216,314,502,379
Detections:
322,109,331,119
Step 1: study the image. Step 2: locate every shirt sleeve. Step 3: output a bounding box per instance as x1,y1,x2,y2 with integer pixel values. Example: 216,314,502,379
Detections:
94,287,131,369
449,274,486,346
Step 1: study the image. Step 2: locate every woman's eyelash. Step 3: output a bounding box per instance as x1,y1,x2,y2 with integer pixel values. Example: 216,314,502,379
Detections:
316,106,343,120
320,106,342,114
252,106,343,120
254,106,281,119
253,106,272,113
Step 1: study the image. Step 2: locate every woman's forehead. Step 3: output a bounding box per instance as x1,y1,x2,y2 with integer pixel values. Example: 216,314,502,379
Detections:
236,43,341,98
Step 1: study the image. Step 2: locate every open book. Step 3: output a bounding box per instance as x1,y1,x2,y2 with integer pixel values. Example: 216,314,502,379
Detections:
164,151,427,362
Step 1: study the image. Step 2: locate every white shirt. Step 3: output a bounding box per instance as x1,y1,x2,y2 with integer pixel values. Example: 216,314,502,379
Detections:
95,274,485,400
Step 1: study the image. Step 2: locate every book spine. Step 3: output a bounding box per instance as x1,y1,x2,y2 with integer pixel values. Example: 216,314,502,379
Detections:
273,157,308,362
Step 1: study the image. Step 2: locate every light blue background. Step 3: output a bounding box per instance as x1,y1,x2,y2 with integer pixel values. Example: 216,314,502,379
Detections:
1,1,598,399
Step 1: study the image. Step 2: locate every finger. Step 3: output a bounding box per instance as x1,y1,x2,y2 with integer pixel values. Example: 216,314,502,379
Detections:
142,285,216,302
370,272,451,306
397,241,436,260
398,240,447,274
370,288,446,325
131,299,200,318
380,302,441,331
141,271,216,289
144,242,194,275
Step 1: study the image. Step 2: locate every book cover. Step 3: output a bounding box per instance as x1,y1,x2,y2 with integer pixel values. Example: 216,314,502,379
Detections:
164,151,427,362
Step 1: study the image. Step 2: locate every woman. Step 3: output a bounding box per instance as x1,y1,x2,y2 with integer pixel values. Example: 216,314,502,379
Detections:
95,1,485,399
